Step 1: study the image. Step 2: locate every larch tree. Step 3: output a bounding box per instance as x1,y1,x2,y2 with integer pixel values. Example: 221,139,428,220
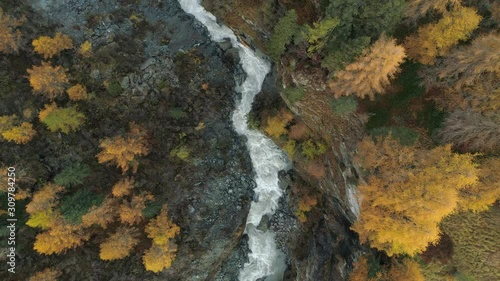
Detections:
404,5,482,64
81,197,118,229
0,10,24,54
97,122,150,174
352,136,478,256
118,192,154,225
143,205,180,272
439,110,500,153
329,36,406,100
99,227,139,260
29,268,61,281
38,103,85,134
1,122,36,144
26,183,65,215
404,0,461,23
112,177,135,198
348,256,370,281
458,157,500,212
32,32,73,59
27,62,69,99
78,40,93,58
33,220,89,255
67,84,88,101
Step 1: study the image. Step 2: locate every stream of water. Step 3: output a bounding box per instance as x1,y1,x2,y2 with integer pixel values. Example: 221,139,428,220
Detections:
177,1,290,280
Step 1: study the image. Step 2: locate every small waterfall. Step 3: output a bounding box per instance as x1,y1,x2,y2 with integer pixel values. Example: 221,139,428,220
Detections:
177,1,290,280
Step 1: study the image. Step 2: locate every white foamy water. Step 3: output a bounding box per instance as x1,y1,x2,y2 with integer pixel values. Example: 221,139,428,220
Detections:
178,1,290,280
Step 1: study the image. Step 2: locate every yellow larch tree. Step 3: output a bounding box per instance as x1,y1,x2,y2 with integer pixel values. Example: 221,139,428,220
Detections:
1,122,36,144
27,62,69,99
97,122,149,174
263,109,294,139
81,197,118,229
26,209,59,230
78,40,92,58
29,267,62,281
26,183,65,215
458,157,500,212
352,136,478,256
404,5,482,64
112,177,135,198
118,192,154,225
99,227,139,260
143,204,180,272
32,32,73,59
33,220,89,255
0,9,24,54
67,84,88,101
329,36,406,100
348,256,370,281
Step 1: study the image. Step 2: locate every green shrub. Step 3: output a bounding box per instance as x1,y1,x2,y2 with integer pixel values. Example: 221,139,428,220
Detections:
267,10,299,61
41,106,85,134
59,189,104,225
170,145,190,160
305,18,339,54
142,201,163,219
54,163,90,187
168,108,187,120
301,139,327,160
107,80,123,96
369,126,419,146
329,96,358,115
283,87,306,104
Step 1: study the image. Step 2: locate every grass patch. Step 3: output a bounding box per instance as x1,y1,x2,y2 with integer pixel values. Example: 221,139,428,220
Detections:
283,86,306,103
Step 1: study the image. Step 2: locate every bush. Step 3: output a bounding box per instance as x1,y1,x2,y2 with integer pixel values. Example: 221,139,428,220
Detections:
168,108,187,120
301,139,327,160
329,96,358,115
369,126,419,146
170,145,190,160
107,80,123,96
282,140,296,158
267,10,299,61
283,87,306,103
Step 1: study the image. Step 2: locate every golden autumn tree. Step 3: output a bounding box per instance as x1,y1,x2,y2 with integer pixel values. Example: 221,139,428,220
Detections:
32,32,73,59
348,256,371,281
78,40,92,58
81,196,118,229
329,36,406,100
1,122,36,144
29,267,61,281
458,157,500,212
352,136,478,256
97,122,149,174
67,84,88,101
381,260,425,281
33,220,89,255
26,183,65,215
0,9,24,54
143,204,180,272
118,192,154,225
27,62,69,99
263,109,294,139
404,5,482,64
99,227,139,260
112,177,135,198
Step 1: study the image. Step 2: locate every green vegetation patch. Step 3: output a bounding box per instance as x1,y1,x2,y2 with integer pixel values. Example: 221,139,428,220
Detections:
283,86,306,104
54,163,90,188
59,189,104,225
370,126,419,146
329,96,358,115
267,9,299,61
168,108,187,120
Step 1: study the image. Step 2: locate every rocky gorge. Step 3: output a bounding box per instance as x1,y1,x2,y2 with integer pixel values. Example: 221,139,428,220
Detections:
0,0,362,280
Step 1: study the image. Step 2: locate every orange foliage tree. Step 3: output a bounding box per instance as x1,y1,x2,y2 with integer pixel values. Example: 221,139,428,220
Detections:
352,136,478,256
26,183,65,215
263,109,294,139
99,227,139,260
33,221,89,255
0,10,24,54
67,84,88,101
97,122,149,174
329,36,406,100
143,204,180,272
81,197,118,229
112,177,135,198
29,267,62,281
27,62,69,99
348,256,370,281
32,32,73,59
1,122,36,144
404,5,482,64
118,192,154,225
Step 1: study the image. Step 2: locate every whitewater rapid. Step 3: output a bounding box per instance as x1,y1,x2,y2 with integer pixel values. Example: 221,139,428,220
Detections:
178,1,290,280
